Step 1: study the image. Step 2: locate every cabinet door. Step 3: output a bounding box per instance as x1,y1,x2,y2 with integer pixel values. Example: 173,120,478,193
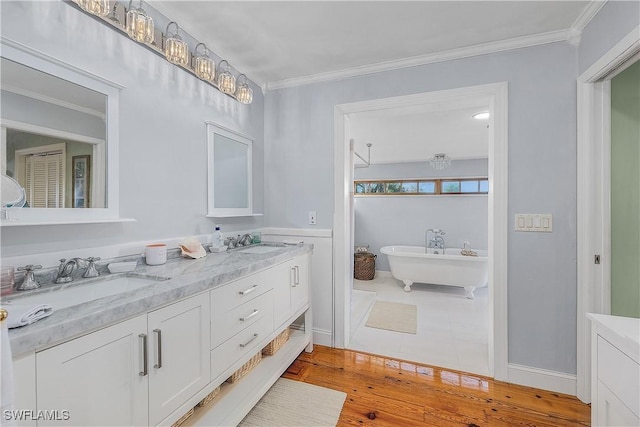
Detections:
597,380,640,426
291,253,310,313
270,261,292,329
147,293,210,425
36,315,148,426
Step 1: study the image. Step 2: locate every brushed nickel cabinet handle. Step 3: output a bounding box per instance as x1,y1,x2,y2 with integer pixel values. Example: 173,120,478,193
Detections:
239,333,258,348
153,329,162,369
291,267,297,287
239,285,258,296
294,265,300,285
240,309,259,322
139,333,148,376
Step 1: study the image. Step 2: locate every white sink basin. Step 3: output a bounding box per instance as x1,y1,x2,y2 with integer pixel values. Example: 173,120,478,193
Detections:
237,245,282,255
5,275,167,310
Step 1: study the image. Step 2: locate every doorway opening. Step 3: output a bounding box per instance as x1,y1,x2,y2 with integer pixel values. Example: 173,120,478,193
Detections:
333,83,509,380
576,27,640,403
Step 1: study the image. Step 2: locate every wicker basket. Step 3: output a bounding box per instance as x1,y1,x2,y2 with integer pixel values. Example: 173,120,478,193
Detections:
171,408,194,427
262,328,290,356
196,386,221,408
227,352,262,383
354,252,376,280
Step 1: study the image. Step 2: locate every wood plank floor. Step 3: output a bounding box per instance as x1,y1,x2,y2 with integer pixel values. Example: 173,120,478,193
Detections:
283,345,591,427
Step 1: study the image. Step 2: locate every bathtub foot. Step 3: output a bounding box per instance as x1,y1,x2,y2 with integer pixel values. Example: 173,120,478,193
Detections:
464,286,476,299
403,280,413,292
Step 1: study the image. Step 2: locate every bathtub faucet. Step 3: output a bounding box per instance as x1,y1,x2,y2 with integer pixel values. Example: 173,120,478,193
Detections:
426,228,446,254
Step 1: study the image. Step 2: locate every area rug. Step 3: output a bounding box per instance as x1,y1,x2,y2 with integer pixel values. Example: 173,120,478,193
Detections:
238,378,346,427
365,301,417,334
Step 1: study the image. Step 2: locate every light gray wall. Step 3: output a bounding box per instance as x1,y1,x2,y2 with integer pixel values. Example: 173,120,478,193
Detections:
1,90,106,139
355,159,488,271
0,1,264,258
265,42,578,374
578,1,640,75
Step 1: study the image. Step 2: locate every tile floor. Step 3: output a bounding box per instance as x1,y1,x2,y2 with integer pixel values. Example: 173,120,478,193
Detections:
348,272,490,376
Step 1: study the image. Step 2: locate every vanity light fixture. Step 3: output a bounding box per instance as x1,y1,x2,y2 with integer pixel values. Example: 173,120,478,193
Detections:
164,22,189,66
125,0,154,44
106,4,121,25
73,0,110,17
194,43,215,83
472,111,490,120
429,153,451,170
217,60,236,95
235,74,253,105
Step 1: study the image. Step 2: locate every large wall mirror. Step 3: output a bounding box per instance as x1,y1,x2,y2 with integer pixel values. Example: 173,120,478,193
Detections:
206,122,253,217
0,39,122,225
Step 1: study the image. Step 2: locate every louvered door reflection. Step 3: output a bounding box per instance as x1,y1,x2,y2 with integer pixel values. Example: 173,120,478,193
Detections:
25,154,65,208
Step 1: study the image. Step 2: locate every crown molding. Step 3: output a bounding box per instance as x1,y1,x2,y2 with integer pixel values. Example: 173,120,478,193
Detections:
266,29,570,90
571,0,608,33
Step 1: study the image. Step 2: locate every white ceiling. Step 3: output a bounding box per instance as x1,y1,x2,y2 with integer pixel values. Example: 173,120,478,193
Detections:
151,1,593,88
149,1,595,164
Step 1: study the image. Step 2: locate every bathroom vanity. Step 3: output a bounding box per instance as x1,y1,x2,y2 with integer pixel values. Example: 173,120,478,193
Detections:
9,244,312,427
588,313,639,427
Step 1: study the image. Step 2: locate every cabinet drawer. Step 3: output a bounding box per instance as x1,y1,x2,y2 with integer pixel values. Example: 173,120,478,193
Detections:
210,271,271,311
211,290,273,349
210,311,274,382
598,336,640,417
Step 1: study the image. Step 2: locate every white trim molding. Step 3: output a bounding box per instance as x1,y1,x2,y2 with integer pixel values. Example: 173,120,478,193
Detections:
576,26,640,403
261,228,332,238
268,30,569,90
333,82,509,381
312,328,332,347
508,364,577,397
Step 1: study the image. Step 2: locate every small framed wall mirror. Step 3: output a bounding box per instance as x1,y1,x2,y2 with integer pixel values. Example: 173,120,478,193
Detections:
206,122,253,217
0,39,122,225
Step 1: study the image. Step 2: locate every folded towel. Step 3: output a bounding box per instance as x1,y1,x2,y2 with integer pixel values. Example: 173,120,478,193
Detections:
460,249,478,257
5,304,53,329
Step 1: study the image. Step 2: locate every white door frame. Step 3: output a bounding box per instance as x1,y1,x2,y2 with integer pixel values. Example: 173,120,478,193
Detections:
576,26,640,403
333,82,509,380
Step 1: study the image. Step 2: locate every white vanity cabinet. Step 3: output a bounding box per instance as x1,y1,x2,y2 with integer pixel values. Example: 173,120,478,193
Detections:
35,293,210,426
272,253,311,329
588,313,640,427
36,314,149,426
147,294,210,425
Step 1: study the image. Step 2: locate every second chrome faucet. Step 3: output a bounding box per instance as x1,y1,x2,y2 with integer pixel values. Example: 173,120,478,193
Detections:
55,257,101,284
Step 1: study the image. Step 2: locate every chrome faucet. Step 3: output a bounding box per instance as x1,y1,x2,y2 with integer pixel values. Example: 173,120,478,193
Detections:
55,258,81,283
82,257,101,278
237,233,253,246
16,265,42,291
426,228,446,254
224,236,238,249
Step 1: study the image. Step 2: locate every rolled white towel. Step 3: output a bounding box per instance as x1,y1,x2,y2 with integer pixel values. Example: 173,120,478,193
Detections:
5,304,53,329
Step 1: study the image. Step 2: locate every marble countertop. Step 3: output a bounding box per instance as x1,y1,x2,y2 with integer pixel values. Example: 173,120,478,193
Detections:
7,243,312,357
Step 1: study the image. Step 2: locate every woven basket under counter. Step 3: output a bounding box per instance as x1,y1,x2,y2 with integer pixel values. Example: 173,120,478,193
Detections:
226,352,262,383
354,252,376,280
262,328,290,356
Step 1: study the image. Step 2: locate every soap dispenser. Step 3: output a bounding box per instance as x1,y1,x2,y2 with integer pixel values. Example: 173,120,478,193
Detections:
211,226,224,249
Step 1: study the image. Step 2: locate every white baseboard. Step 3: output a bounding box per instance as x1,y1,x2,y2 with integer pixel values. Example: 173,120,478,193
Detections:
313,328,332,347
508,364,577,396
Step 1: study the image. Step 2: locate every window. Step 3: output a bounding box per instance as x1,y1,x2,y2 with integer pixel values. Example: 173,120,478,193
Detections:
354,178,488,196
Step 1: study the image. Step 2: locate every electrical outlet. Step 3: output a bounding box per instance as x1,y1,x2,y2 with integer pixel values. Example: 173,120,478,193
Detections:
308,211,317,225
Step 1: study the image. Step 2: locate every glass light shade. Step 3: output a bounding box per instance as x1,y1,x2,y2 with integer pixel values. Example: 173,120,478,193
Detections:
85,0,110,17
165,36,189,66
236,84,253,104
429,153,451,170
235,78,253,104
126,8,154,43
217,61,235,94
194,45,215,82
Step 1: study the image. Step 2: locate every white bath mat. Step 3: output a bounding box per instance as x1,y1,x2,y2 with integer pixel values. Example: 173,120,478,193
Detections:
238,378,346,427
365,301,417,334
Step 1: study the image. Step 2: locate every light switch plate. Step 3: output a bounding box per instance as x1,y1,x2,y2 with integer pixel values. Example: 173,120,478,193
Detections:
308,211,317,225
515,214,552,232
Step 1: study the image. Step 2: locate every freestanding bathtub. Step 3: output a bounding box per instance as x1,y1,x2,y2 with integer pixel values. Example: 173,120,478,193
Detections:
380,246,488,298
